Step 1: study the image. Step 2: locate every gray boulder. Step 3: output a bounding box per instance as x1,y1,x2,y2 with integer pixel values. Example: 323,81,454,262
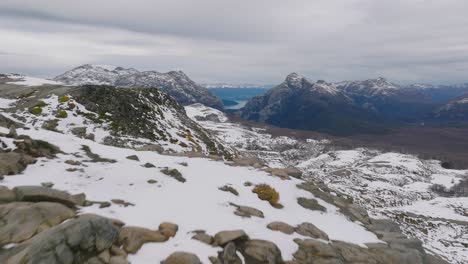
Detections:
118,226,167,254
239,239,283,264
213,230,249,247
0,202,75,245
13,186,86,207
295,222,329,240
0,152,36,176
0,214,119,264
164,252,202,264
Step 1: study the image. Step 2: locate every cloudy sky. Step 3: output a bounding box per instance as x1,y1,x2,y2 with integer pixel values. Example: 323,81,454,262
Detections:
1,0,468,85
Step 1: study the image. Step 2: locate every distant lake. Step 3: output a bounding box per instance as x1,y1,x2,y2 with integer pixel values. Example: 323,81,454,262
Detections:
209,87,270,110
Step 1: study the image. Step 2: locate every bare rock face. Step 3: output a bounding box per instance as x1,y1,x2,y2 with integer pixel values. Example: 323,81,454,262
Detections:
0,214,120,264
159,222,179,239
164,252,202,264
218,242,242,264
0,202,76,245
230,203,265,218
118,226,167,253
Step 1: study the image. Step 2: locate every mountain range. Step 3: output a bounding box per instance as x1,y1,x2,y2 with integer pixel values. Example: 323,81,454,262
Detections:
54,64,224,110
241,73,468,135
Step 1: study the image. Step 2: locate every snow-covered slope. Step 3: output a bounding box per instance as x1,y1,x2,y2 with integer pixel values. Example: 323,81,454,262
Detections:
2,74,62,86
54,64,224,109
187,103,468,264
336,77,400,97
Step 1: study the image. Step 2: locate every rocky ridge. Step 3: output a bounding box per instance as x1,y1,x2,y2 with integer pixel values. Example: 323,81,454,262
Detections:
54,64,224,110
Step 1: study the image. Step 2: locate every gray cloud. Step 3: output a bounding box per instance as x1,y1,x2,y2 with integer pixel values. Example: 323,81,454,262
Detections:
1,0,468,85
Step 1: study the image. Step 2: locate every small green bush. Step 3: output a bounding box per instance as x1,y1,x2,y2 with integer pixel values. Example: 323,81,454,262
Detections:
34,101,47,108
56,110,68,118
253,184,280,206
29,107,42,115
58,95,70,103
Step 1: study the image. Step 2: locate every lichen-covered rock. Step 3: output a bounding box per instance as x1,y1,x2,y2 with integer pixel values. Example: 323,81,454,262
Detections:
159,222,178,239
0,152,35,176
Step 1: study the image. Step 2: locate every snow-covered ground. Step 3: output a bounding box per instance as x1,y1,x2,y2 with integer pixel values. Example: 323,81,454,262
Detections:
185,103,468,264
6,74,62,86
0,98,383,262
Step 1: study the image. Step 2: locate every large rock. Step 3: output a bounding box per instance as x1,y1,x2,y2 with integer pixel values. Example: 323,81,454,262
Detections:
239,239,283,264
267,221,295,235
295,222,329,240
0,214,119,264
230,203,264,218
164,252,202,264
0,186,16,203
293,239,341,264
297,197,327,212
218,242,242,264
0,152,35,176
118,226,167,253
0,202,75,245
13,186,86,207
213,230,249,247
159,222,178,239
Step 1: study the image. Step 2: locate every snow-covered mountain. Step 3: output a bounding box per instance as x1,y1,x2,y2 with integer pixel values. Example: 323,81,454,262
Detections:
434,93,468,121
54,64,224,109
336,77,401,97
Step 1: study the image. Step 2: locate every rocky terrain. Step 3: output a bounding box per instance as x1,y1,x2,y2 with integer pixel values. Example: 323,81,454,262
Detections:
434,94,468,122
188,103,468,264
54,64,224,110
0,76,464,263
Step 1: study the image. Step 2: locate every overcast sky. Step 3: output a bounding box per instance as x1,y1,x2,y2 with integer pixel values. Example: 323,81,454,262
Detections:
1,0,468,85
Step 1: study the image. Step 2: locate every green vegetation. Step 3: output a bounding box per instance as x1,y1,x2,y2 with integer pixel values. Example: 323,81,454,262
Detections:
56,110,68,118
34,101,47,108
29,107,42,115
58,95,70,103
253,184,280,207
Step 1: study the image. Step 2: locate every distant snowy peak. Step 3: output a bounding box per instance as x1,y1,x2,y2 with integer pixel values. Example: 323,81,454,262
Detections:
54,64,224,109
283,73,340,96
337,77,400,97
312,80,340,95
284,72,310,89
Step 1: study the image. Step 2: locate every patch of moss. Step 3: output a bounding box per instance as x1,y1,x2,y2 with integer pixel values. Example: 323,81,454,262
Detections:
29,107,42,115
56,110,68,118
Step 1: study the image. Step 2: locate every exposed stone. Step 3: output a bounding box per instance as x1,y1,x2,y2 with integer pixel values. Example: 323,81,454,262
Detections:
109,256,130,264
147,179,158,184
0,186,16,203
125,155,139,161
293,239,340,263
164,252,202,264
0,202,76,245
159,222,178,239
213,230,249,247
238,239,283,264
41,182,54,188
218,242,242,264
161,168,186,183
297,197,327,212
192,232,213,245
65,159,82,166
295,222,329,240
219,185,239,196
230,203,264,218
0,152,36,176
118,226,167,253
111,199,135,207
0,214,119,264
267,221,295,235
71,126,87,138
135,144,164,153
143,162,156,168
13,186,86,207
